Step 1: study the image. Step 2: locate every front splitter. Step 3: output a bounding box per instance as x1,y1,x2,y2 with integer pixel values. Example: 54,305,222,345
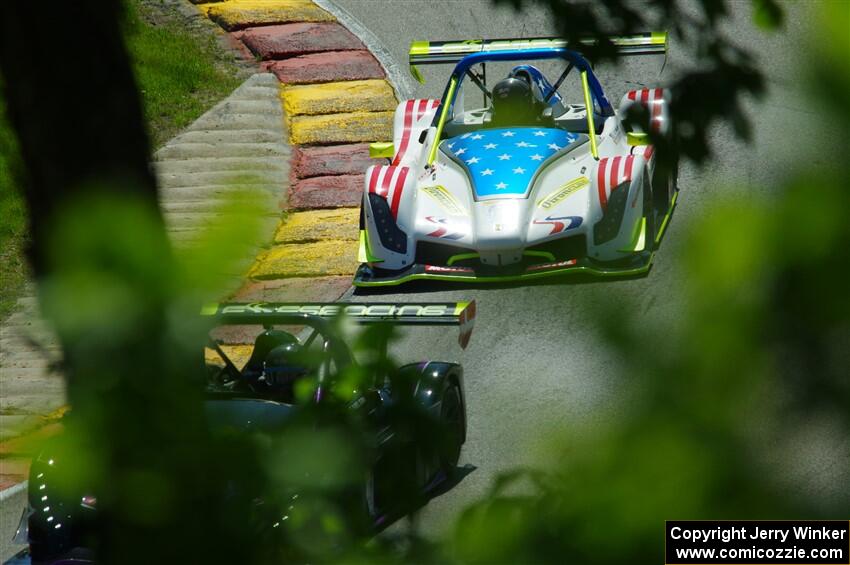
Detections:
353,254,654,287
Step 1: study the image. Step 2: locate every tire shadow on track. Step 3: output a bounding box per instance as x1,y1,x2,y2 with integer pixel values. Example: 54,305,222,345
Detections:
374,464,477,534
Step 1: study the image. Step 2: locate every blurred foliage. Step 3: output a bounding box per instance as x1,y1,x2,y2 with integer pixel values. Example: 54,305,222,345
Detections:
446,1,850,563
6,0,850,564
494,0,783,164
122,0,242,147
0,75,28,320
0,0,242,321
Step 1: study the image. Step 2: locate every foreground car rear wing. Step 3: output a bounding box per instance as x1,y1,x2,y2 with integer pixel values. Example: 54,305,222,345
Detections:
203,301,476,349
408,33,667,82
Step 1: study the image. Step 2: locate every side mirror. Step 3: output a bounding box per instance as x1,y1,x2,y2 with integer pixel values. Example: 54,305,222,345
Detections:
369,142,394,159
626,132,650,146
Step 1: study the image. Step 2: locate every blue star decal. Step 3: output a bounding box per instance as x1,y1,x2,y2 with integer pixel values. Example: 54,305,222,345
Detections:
441,127,581,198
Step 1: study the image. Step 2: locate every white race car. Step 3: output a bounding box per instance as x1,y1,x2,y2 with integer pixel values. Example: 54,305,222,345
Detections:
355,34,677,287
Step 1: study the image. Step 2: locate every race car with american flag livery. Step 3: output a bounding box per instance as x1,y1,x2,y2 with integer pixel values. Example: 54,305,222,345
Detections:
355,34,678,287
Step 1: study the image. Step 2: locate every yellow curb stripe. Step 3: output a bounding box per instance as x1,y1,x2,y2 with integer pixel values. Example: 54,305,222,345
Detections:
249,239,359,278
40,406,69,423
201,0,334,25
205,344,254,369
198,1,395,288
274,208,359,243
281,79,396,116
288,110,394,145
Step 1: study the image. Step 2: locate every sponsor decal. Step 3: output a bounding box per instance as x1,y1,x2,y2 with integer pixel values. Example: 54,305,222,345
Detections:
220,303,456,318
537,176,589,209
525,259,578,272
421,185,467,216
425,216,465,240
533,215,582,235
425,265,474,274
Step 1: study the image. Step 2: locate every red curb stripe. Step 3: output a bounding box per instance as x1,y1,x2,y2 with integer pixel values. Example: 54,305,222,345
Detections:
241,22,365,60
268,50,385,84
291,174,364,209
292,143,372,179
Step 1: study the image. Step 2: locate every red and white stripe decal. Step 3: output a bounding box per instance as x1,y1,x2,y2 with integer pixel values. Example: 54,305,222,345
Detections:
597,155,637,211
392,100,415,166
367,165,410,218
649,88,663,133
626,89,665,133
392,99,441,166
631,144,655,161
416,98,440,120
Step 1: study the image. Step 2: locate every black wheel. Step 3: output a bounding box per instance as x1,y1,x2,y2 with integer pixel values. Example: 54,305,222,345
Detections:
364,467,377,520
438,383,464,475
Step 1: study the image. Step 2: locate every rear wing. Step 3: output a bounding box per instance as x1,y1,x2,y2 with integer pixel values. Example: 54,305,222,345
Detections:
203,301,476,349
408,33,667,82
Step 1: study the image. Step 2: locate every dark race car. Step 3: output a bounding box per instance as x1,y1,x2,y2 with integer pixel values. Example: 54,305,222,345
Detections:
7,301,476,564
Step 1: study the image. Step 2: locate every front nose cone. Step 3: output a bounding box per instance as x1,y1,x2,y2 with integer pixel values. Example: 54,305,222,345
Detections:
474,200,525,265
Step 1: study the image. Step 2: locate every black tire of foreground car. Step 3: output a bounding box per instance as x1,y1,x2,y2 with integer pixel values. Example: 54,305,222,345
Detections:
438,382,465,477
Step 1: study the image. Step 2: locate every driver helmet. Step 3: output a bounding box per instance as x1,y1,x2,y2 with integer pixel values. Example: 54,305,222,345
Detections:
263,341,309,388
491,76,535,122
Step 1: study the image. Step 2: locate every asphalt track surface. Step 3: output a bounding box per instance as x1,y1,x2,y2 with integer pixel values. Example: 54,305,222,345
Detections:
331,0,849,538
